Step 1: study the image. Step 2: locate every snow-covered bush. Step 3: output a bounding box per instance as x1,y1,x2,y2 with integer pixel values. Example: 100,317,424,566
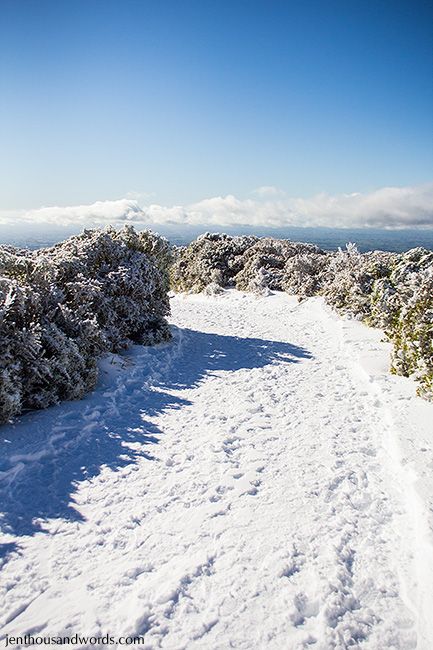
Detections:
169,233,258,293
234,238,324,294
0,276,100,421
368,248,433,399
0,227,171,423
170,233,432,400
170,233,324,295
282,252,331,298
319,245,397,320
112,226,173,290
32,228,171,348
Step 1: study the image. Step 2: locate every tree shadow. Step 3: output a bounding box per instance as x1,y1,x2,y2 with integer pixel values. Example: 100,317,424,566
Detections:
0,326,311,563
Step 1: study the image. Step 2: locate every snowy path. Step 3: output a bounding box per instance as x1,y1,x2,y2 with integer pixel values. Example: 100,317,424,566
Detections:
1,291,433,649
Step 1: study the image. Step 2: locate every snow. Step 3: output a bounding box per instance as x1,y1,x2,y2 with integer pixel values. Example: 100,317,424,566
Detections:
1,290,433,649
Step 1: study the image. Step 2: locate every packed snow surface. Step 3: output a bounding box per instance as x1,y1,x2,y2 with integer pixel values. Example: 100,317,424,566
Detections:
1,291,433,649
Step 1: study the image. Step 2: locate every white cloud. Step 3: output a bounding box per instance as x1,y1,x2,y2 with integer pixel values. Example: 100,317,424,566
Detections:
1,182,432,231
0,199,143,227
289,184,433,229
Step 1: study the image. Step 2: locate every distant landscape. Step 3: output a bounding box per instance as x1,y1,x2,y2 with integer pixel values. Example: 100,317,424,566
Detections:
2,223,433,253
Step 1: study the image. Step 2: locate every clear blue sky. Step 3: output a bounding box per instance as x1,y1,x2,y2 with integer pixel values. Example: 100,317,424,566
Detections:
1,0,432,209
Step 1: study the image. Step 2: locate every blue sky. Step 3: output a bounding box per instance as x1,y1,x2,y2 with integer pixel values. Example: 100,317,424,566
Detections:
0,0,432,216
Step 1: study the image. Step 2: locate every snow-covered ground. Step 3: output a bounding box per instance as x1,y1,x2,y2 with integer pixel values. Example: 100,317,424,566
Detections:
1,291,433,649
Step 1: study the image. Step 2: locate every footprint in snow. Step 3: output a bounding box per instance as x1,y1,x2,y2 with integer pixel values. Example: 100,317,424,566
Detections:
279,544,305,580
290,592,320,627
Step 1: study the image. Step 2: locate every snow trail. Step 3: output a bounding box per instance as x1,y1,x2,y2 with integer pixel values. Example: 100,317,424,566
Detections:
1,291,433,649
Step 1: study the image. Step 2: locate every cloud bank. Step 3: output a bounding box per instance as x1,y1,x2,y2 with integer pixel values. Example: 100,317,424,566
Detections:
1,182,433,231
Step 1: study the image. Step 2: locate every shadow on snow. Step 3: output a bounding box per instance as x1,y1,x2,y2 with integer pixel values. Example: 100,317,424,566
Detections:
0,326,311,562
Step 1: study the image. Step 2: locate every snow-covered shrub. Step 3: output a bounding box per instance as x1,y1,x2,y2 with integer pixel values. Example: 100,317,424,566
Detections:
235,238,324,294
169,233,258,293
368,247,431,326
282,252,331,298
0,276,98,421
170,234,324,295
202,281,225,296
32,227,171,347
112,226,173,290
0,227,171,423
169,232,432,401
390,272,433,399
234,238,289,293
319,246,397,320
368,248,433,399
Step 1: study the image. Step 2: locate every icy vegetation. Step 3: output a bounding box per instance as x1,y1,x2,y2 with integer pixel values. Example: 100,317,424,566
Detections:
170,233,258,293
171,233,433,399
0,226,171,423
368,247,433,400
1,228,431,423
